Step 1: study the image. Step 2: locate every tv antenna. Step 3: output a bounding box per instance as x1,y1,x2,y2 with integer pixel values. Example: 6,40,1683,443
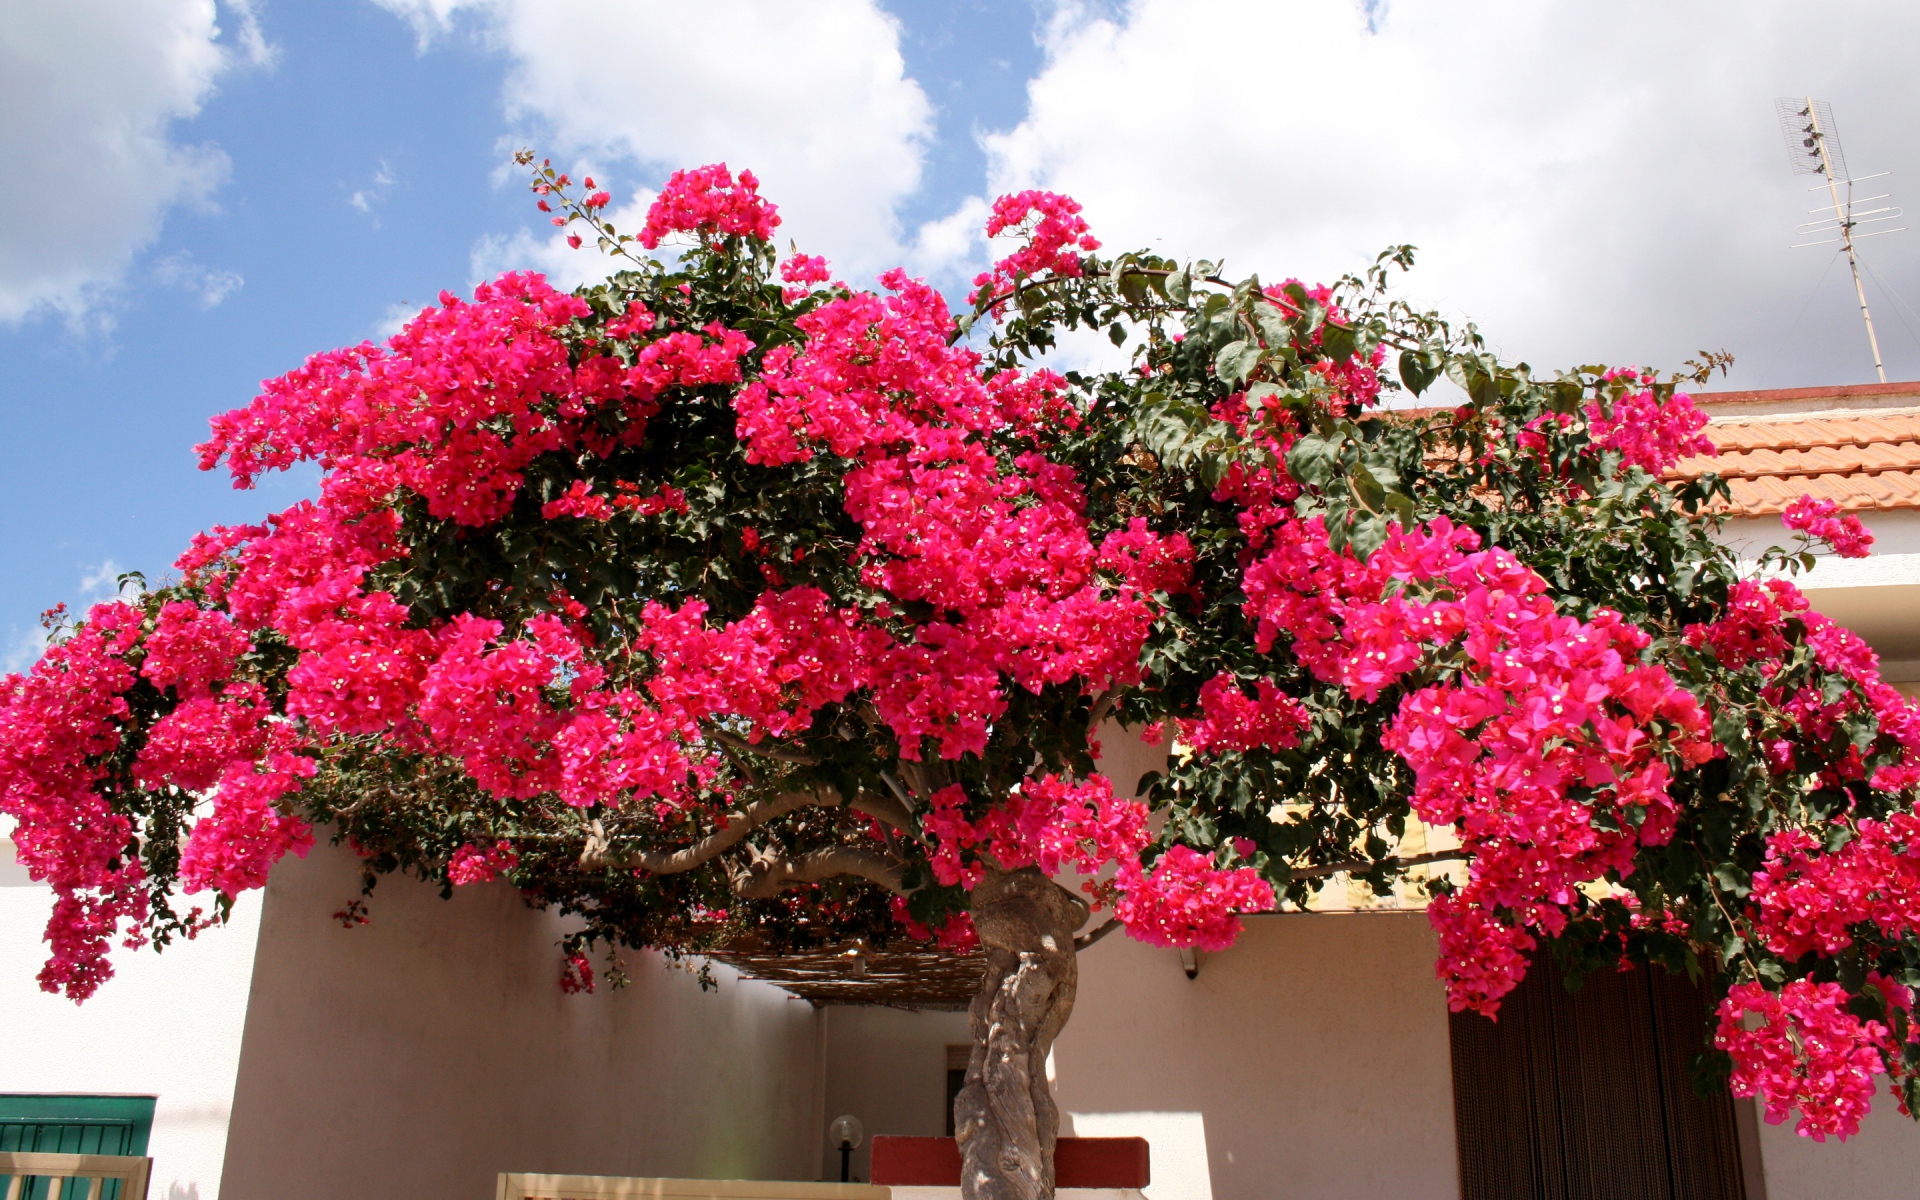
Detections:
1776,96,1904,383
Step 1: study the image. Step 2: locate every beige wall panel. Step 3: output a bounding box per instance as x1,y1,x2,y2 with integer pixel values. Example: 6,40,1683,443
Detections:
1757,1088,1920,1200
220,840,826,1200
1051,911,1460,1200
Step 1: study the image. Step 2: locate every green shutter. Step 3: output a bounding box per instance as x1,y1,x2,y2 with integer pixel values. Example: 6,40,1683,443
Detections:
0,1095,155,1200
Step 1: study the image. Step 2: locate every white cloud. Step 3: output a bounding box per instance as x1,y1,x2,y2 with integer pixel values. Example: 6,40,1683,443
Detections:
222,0,277,69
348,161,397,216
1,626,50,675
0,561,149,674
151,251,243,308
468,193,656,291
906,194,992,284
380,0,474,48
78,560,143,605
374,0,935,281
374,301,423,341
0,0,272,323
984,1,1920,390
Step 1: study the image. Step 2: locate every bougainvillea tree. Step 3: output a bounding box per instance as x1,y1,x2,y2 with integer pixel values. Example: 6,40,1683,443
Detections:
5,154,1920,1197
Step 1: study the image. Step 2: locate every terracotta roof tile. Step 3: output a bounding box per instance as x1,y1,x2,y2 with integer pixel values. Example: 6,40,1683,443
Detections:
1702,413,1920,453
1668,408,1920,516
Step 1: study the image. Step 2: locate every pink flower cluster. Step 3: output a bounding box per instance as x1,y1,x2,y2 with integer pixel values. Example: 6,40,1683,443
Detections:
639,589,880,742
1114,845,1276,951
736,268,1178,760
922,775,1272,948
0,603,147,1000
141,601,250,696
1583,371,1714,475
1693,572,1920,791
639,164,779,249
448,840,520,885
1784,494,1874,558
1716,980,1893,1140
1749,817,1920,960
970,190,1101,307
178,754,316,897
200,272,594,526
924,775,1146,889
889,896,980,953
779,253,831,290
1176,674,1309,755
1242,515,1715,1015
0,593,321,997
559,951,595,994
1684,579,1806,669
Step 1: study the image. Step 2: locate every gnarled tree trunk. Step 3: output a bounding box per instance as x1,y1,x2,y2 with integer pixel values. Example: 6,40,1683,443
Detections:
954,867,1089,1200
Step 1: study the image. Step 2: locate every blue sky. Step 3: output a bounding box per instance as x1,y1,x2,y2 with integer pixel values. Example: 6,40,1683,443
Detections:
3,0,1920,663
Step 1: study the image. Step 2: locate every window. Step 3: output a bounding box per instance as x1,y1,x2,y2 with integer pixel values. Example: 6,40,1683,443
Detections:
1449,959,1753,1200
0,1095,155,1200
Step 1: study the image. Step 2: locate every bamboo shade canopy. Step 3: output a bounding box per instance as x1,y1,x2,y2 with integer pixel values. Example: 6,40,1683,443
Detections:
708,935,980,1009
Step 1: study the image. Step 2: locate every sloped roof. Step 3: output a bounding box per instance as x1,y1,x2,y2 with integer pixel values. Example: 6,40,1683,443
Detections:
1670,382,1920,516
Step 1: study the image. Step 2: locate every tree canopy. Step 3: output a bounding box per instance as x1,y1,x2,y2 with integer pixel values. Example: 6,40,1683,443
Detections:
5,157,1920,1174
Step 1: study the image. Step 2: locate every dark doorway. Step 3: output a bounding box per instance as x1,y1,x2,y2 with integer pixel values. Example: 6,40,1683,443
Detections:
1450,957,1754,1200
945,1044,970,1137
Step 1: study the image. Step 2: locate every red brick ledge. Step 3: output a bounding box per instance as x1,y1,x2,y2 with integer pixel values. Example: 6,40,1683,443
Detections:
1691,380,1920,406
869,1137,1149,1189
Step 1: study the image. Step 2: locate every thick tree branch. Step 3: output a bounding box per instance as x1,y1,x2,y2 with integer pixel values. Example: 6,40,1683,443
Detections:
584,788,838,873
898,758,948,806
878,771,919,813
708,728,820,765
848,789,914,832
730,845,907,898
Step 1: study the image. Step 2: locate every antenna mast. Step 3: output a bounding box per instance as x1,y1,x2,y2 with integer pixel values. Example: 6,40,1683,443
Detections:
1777,97,1901,383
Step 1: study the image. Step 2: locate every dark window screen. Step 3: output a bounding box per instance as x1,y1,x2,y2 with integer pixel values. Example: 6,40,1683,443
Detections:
1450,958,1750,1200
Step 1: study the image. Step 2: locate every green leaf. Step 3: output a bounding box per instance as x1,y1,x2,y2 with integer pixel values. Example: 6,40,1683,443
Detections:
1398,348,1439,396
1215,339,1261,387
1348,461,1387,512
1347,512,1388,558
1320,321,1356,365
1165,265,1191,305
1017,283,1043,320
1286,433,1346,488
1123,392,1235,476
1245,381,1283,413
1255,305,1293,348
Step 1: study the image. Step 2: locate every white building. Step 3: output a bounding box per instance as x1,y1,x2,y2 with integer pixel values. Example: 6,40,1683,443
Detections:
7,382,1920,1200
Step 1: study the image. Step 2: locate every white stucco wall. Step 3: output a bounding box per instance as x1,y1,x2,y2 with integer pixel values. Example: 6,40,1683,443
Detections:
0,836,258,1200
1755,1088,1920,1199
218,839,828,1200
1051,911,1460,1200
818,1005,971,1182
